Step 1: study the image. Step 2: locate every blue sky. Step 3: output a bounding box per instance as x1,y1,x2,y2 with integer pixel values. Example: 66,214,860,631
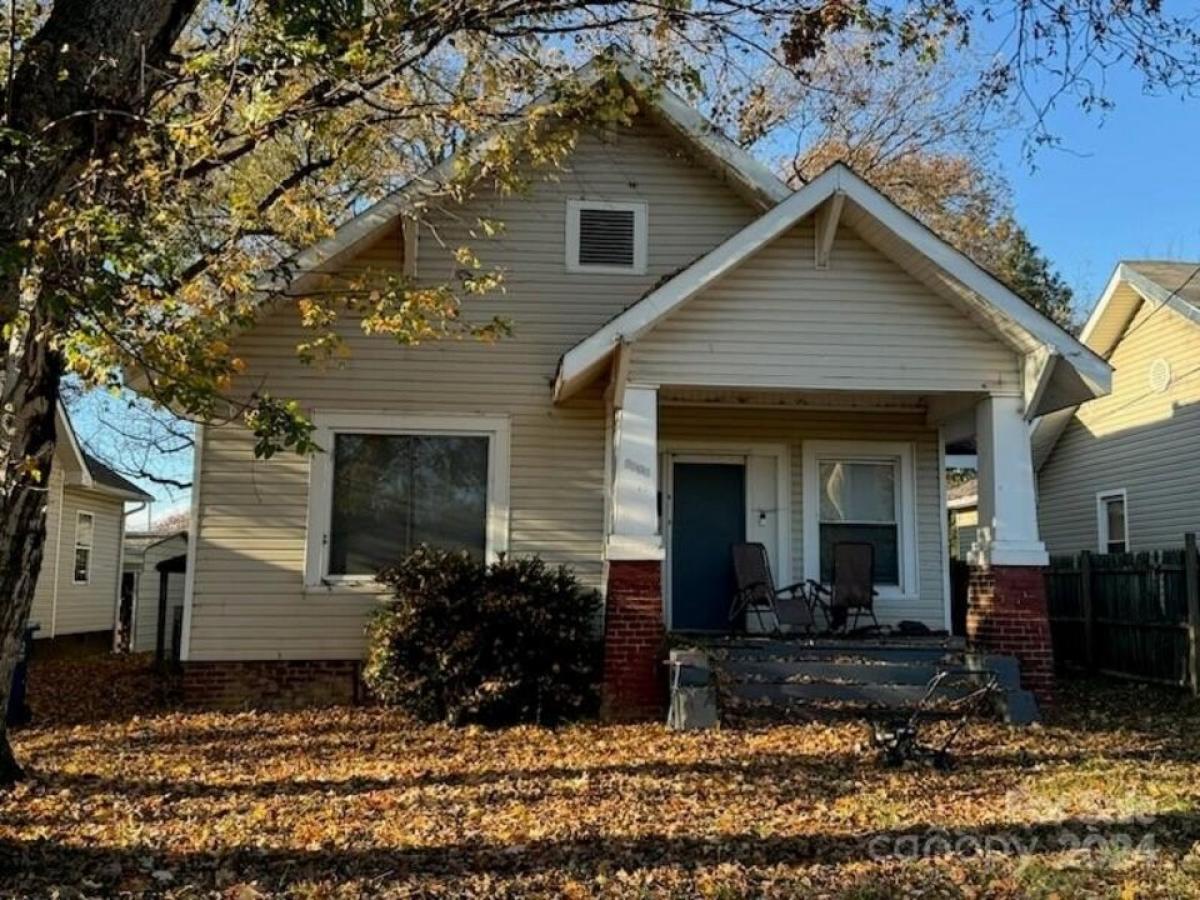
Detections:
73,47,1200,520
1000,80,1200,313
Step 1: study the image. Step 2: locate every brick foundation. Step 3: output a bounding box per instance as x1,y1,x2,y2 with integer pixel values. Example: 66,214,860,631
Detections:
182,660,361,710
601,560,666,721
967,565,1055,703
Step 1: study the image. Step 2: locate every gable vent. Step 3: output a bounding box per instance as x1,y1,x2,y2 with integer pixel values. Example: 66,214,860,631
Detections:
566,200,647,274
579,208,636,267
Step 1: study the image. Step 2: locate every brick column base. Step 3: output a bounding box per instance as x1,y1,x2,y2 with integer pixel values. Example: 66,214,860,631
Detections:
967,565,1055,703
601,560,666,721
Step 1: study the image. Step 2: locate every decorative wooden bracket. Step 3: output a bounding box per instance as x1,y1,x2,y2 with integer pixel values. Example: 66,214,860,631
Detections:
814,190,845,269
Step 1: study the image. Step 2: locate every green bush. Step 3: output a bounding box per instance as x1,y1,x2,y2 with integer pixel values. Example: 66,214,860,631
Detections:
363,545,602,725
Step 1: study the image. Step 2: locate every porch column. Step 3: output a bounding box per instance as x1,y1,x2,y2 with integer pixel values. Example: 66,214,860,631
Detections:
968,394,1055,702
602,384,666,721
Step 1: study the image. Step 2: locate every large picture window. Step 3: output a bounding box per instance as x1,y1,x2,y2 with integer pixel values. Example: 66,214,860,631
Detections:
802,441,918,597
306,413,510,585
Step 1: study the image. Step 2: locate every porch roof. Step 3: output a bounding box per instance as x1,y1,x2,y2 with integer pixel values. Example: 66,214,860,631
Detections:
553,164,1111,417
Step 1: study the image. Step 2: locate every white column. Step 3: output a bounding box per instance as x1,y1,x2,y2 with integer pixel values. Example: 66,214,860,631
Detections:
607,385,664,561
970,394,1048,567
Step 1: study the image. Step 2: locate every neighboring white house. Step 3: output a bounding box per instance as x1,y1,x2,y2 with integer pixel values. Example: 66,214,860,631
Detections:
29,407,153,649
121,531,188,658
164,54,1111,713
1034,261,1200,555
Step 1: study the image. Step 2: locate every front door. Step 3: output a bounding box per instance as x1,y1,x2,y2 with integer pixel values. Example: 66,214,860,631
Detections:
670,461,745,631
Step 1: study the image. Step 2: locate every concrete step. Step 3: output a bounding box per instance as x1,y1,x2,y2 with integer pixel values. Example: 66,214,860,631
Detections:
727,680,978,707
720,659,934,686
718,655,1022,691
714,642,963,666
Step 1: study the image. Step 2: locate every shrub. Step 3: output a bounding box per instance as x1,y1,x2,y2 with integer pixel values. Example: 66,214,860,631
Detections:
363,545,602,726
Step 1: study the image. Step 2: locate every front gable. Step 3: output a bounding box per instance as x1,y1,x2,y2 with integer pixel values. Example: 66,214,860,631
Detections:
629,215,1022,394
556,164,1109,413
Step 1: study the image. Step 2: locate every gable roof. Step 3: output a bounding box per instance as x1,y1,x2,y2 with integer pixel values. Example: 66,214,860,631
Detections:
83,452,154,501
268,53,792,296
56,404,154,502
1031,260,1200,469
553,163,1111,414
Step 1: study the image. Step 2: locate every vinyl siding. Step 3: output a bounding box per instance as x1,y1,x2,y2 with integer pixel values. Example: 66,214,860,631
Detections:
630,219,1021,393
37,485,123,637
659,406,946,627
188,117,761,661
133,535,188,654
1038,297,1200,553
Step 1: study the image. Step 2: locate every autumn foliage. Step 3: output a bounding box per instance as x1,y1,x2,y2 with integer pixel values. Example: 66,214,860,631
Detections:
5,660,1200,897
363,547,601,726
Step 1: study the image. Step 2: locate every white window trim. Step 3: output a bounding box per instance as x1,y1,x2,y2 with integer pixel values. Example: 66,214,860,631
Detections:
565,199,648,275
1096,488,1129,554
304,411,511,589
73,511,95,585
801,440,919,600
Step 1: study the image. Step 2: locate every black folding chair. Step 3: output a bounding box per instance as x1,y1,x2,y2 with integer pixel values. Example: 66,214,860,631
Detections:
729,542,817,634
810,541,880,633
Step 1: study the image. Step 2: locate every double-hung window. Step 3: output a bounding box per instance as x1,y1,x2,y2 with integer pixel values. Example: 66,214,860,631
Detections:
802,441,918,597
306,413,510,585
74,511,94,584
1097,490,1128,554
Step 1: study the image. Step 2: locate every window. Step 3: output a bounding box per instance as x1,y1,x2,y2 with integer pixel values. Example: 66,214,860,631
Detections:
818,461,899,583
73,512,94,584
1097,490,1128,553
306,413,510,585
802,441,918,596
565,200,647,274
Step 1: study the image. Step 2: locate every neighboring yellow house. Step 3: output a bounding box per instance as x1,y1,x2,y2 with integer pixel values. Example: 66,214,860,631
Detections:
30,407,152,651
1034,261,1200,555
170,55,1110,713
947,479,978,561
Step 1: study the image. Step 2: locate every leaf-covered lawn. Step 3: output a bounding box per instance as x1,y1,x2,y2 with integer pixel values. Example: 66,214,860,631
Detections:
4,656,1200,898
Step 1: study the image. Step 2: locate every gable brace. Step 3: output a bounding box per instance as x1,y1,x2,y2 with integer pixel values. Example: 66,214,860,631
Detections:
605,339,633,409
814,190,845,269
402,216,419,278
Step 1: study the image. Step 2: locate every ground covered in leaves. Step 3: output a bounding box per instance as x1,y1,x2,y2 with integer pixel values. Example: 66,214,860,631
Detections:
3,656,1200,898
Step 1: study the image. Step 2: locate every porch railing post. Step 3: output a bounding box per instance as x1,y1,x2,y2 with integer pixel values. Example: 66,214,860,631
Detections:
1080,550,1094,673
1184,532,1199,696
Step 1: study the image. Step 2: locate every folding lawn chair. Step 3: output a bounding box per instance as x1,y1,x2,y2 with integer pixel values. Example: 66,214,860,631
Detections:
810,541,880,633
729,542,817,634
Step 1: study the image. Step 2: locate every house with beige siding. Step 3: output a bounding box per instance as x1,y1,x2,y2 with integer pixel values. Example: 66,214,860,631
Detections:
30,407,152,651
120,531,188,658
174,56,1111,714
1034,261,1200,555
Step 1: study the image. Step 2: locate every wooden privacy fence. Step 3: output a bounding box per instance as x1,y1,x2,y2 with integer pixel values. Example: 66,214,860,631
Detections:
1045,533,1200,694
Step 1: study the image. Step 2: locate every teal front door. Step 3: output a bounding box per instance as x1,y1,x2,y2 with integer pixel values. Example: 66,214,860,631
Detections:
670,461,745,631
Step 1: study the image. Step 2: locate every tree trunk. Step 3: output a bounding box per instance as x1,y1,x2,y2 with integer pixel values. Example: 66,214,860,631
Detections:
0,0,199,790
0,306,62,787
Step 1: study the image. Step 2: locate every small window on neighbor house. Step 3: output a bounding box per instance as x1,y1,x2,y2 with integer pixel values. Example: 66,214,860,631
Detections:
566,200,647,274
73,512,94,584
1098,491,1128,554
